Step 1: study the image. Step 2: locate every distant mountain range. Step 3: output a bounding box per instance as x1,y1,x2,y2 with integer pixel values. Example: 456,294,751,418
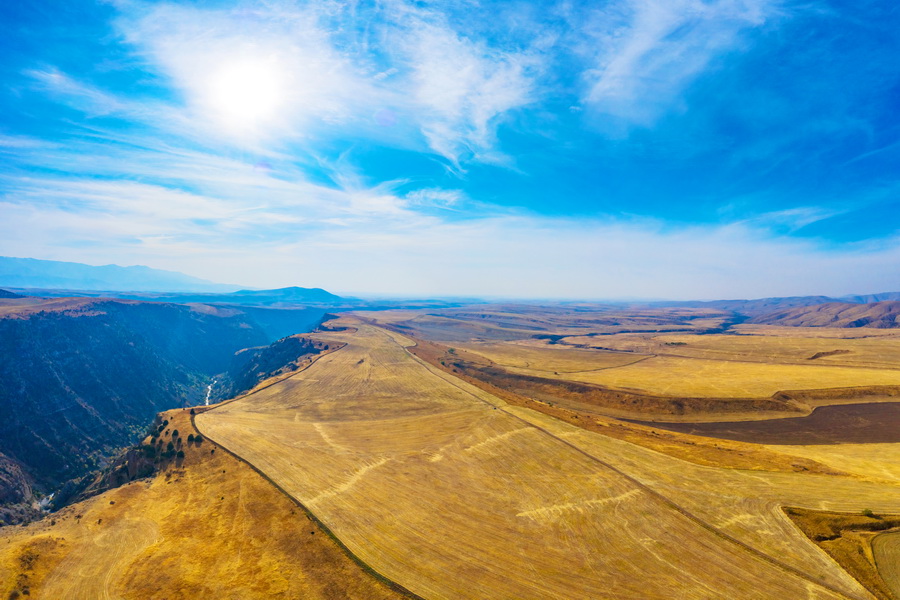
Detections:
750,301,900,328
0,256,241,293
652,293,900,318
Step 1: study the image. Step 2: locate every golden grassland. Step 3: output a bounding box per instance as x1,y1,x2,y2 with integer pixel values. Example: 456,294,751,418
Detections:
408,338,839,474
195,317,900,600
430,323,900,402
767,443,900,484
0,409,409,600
454,340,648,372
357,305,732,343
542,355,900,397
630,329,900,369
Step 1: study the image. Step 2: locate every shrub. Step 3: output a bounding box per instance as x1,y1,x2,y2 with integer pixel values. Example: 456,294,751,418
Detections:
176,450,185,459
862,508,877,518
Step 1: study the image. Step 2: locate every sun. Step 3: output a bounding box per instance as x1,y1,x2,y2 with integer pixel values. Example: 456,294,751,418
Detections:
206,57,285,130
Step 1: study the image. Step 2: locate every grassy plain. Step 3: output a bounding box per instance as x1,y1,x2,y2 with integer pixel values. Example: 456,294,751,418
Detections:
453,340,648,372
620,327,900,369
195,317,900,600
541,355,900,397
389,310,900,411
0,409,409,600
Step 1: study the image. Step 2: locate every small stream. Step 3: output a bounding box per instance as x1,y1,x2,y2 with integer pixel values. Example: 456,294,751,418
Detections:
205,379,216,406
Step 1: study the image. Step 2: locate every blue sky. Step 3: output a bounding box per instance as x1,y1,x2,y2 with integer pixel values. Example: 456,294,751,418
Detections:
0,0,898,299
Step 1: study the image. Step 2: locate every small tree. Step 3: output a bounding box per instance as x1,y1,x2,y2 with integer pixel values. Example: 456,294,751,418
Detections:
176,450,185,459
187,433,195,443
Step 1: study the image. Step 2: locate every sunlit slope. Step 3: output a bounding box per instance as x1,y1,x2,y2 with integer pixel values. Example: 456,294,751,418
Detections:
197,320,883,600
0,409,408,600
510,406,900,592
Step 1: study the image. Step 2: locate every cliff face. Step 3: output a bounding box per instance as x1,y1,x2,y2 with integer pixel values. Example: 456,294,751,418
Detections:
0,299,325,517
0,452,39,525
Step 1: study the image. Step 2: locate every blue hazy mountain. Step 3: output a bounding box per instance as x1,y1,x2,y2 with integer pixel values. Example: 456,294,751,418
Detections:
0,256,240,293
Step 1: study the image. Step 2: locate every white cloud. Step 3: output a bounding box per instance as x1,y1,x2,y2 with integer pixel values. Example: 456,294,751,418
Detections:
388,16,538,162
578,0,780,126
25,67,130,117
2,173,897,299
104,1,541,162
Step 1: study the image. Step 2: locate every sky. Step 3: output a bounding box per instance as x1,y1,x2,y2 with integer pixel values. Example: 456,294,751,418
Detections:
0,0,898,299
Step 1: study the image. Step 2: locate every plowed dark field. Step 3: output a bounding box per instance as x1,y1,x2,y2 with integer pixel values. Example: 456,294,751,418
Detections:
630,402,900,445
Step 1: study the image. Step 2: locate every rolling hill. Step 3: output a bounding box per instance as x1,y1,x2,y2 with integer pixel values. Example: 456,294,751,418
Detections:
751,301,900,328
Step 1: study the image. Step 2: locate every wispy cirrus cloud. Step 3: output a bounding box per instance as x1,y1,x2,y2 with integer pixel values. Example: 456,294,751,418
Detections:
100,0,542,163
576,0,782,127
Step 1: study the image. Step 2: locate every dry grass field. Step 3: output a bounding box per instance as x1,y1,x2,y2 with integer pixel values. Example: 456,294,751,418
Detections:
360,304,732,343
368,309,900,414
501,354,900,398
633,328,900,369
769,442,900,483
874,532,900,599
454,340,649,372
194,317,900,600
0,409,409,600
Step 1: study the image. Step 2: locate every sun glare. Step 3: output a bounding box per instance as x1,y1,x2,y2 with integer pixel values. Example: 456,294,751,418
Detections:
207,58,285,130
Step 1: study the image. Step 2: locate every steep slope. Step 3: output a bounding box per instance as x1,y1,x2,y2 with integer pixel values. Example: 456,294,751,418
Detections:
0,298,326,519
0,409,411,600
752,301,900,328
211,334,330,401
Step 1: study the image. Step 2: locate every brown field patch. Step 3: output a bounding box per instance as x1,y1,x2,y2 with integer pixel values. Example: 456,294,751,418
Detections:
632,402,900,445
